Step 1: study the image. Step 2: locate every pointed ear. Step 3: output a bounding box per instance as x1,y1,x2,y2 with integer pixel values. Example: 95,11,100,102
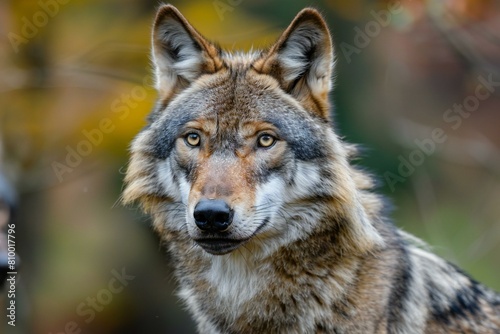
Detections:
254,8,334,118
152,5,223,99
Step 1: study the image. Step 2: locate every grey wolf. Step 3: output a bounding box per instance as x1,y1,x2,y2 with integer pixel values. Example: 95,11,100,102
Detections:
123,4,500,333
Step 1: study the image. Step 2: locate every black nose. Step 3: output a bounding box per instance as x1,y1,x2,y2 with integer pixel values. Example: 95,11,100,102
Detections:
194,199,233,232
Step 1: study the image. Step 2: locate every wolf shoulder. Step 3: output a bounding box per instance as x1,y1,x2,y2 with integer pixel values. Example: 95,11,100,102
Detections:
386,229,500,333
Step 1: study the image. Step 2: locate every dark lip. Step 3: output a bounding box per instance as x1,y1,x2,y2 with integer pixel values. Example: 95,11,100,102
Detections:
193,217,270,255
194,238,247,255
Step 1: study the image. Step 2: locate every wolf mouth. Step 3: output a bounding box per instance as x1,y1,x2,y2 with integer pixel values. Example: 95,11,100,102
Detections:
194,238,247,255
194,217,270,255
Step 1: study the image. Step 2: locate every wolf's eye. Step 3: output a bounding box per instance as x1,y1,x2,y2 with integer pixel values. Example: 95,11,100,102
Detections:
185,133,201,147
257,134,276,148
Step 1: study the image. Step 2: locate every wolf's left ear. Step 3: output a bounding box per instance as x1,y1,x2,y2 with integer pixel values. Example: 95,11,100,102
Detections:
254,8,334,118
152,5,223,99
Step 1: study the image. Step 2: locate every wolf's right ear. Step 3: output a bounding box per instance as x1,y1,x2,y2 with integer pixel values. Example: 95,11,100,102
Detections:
152,5,223,99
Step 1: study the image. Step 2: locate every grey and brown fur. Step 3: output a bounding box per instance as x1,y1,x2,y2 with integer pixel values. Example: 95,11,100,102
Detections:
123,4,500,333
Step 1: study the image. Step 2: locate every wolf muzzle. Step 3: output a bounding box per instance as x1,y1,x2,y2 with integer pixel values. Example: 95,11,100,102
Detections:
192,199,247,255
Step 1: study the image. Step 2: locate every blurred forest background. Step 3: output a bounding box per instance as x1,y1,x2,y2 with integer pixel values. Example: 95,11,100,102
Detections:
1,0,499,333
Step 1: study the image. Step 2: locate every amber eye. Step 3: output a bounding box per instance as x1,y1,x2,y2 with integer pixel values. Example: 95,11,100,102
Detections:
185,133,201,147
257,134,276,148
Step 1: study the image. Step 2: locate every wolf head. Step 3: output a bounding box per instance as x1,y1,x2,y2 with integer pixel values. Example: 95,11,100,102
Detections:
123,5,383,257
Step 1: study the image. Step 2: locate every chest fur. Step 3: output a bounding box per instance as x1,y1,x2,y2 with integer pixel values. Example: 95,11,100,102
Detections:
177,251,363,333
